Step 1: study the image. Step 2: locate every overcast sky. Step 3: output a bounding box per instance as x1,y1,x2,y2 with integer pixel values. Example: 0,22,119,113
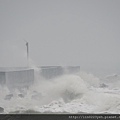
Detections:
0,0,120,76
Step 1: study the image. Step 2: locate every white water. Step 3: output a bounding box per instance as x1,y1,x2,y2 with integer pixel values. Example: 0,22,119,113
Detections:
0,69,120,114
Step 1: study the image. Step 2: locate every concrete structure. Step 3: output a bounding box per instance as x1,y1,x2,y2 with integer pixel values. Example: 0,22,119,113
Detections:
40,66,64,79
0,68,34,90
65,66,80,74
0,72,6,85
0,66,80,89
39,66,80,79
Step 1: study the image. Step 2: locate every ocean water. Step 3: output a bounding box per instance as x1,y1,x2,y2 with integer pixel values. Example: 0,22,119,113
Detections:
0,69,120,114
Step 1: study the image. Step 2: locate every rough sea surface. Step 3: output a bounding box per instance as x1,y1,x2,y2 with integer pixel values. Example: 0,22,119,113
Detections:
0,70,120,114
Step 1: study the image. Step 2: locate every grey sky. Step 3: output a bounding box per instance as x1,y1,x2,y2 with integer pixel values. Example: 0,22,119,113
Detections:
0,0,120,76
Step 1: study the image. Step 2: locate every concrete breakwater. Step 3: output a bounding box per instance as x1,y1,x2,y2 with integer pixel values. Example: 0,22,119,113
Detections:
0,66,80,90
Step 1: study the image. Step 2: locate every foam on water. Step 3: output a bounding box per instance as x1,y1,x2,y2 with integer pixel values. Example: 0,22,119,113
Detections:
0,69,120,114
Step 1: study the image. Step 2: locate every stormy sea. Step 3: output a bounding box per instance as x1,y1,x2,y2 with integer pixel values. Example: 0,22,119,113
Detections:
0,66,120,114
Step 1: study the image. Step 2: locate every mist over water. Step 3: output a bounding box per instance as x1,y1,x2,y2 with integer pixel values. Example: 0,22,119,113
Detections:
0,67,120,114
0,0,120,115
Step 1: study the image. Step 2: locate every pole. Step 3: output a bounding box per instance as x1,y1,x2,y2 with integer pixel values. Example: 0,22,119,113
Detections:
24,40,29,67
26,42,29,67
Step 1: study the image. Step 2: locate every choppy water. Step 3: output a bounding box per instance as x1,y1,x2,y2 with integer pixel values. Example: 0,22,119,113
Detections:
0,69,120,114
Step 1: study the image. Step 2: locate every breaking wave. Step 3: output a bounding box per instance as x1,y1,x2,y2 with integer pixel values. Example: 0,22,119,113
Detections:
0,69,120,114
